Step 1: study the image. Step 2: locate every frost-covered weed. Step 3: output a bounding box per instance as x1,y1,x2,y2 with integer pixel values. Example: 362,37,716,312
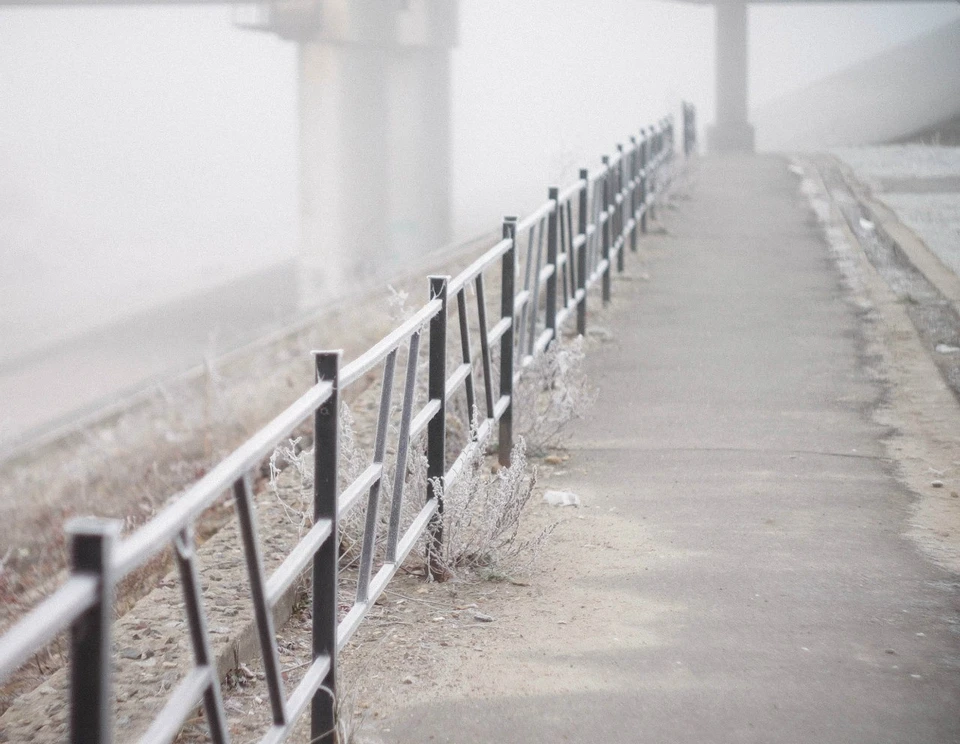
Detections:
335,401,428,570
515,336,596,455
336,403,372,566
432,438,550,577
386,284,411,323
267,437,312,535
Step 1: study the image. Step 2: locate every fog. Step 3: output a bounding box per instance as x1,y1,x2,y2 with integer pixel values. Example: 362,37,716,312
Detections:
1,0,958,436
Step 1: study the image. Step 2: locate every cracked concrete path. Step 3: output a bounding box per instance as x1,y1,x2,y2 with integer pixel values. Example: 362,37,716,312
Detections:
376,155,960,743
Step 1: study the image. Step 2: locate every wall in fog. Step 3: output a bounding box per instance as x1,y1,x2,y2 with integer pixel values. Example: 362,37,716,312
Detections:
0,7,299,362
753,18,960,151
2,0,960,361
451,0,960,237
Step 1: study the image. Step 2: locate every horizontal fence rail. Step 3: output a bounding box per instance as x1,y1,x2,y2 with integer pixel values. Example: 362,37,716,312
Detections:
0,107,691,744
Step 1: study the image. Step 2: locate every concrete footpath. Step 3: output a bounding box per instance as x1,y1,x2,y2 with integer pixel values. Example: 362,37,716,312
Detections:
380,156,960,742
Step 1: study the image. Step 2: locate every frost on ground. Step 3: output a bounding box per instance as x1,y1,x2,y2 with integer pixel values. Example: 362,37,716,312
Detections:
834,145,960,182
833,145,960,283
794,165,870,307
880,193,960,277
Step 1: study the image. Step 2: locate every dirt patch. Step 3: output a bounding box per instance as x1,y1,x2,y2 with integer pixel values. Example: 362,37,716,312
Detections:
178,458,656,744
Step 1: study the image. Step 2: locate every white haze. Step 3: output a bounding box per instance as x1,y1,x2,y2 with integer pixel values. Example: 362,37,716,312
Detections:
1,0,959,361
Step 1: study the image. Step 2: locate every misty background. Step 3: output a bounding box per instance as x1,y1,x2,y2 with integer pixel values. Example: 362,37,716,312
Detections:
2,0,959,365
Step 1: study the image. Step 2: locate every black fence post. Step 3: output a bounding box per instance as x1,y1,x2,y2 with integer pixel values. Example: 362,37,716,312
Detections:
640,129,648,235
68,517,120,744
312,350,340,744
601,155,612,304
576,170,588,336
649,125,659,223
616,144,625,273
499,217,517,467
426,275,449,578
684,103,697,156
629,136,639,254
664,118,671,163
546,187,559,346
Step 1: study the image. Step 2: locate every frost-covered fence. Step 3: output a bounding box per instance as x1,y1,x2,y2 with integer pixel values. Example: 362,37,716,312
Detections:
0,111,684,744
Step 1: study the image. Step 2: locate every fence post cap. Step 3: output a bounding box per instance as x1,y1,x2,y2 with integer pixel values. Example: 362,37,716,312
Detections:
311,349,343,358
65,517,122,538
312,350,342,386
428,275,450,299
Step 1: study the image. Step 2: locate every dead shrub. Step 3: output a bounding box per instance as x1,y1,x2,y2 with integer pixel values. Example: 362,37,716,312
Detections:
514,335,596,456
431,438,552,578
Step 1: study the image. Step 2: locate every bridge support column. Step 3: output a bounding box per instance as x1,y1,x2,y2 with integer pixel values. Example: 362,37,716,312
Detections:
298,35,391,304
388,43,453,267
248,1,457,307
708,0,755,153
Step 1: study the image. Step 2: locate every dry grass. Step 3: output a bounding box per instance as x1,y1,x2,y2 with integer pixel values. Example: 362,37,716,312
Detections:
515,335,597,456
433,438,553,579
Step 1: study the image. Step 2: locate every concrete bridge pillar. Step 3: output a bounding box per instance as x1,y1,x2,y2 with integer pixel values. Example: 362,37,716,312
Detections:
708,0,755,152
386,1,455,273
245,0,456,306
298,22,392,301
388,42,453,271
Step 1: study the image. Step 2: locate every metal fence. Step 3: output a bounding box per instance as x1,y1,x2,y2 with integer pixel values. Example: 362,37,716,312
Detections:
0,109,687,744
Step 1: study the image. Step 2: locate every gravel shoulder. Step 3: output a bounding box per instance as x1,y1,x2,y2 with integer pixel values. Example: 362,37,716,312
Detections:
803,155,960,574
833,145,960,286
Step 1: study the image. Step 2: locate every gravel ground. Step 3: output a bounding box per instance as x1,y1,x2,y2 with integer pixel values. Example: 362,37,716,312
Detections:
881,193,960,276
835,145,960,181
834,145,960,281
